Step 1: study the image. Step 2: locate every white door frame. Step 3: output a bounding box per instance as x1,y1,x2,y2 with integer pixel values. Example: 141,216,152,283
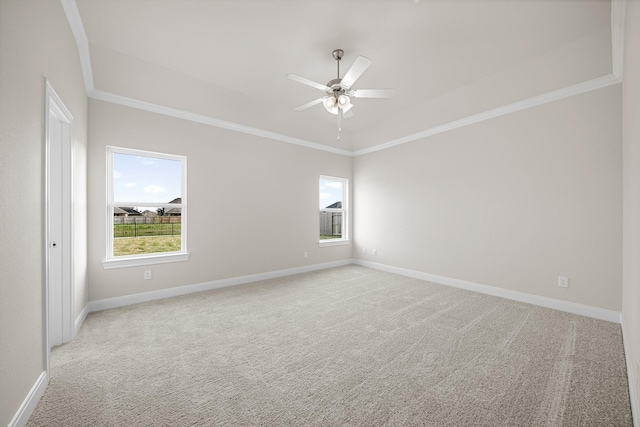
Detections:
44,80,74,374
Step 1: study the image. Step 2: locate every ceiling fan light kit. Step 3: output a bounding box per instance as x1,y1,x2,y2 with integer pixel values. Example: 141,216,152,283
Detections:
287,48,395,140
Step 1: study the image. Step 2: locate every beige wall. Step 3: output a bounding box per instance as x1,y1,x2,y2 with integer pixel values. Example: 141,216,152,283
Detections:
353,84,622,311
87,100,351,301
353,24,612,152
622,0,640,415
0,0,88,425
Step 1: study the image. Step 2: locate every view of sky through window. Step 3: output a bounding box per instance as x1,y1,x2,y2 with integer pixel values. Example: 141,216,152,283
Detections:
319,177,343,209
113,153,182,204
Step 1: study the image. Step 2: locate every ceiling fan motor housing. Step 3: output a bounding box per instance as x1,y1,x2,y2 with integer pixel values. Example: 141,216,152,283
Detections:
326,78,344,92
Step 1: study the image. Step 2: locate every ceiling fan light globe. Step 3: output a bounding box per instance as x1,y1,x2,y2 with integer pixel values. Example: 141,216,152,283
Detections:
338,94,350,107
323,96,336,108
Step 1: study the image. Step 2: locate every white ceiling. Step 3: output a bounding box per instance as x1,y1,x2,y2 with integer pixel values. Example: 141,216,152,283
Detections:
75,0,613,152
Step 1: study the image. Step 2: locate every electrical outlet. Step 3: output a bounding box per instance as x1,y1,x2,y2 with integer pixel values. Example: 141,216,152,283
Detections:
372,249,378,256
557,276,569,288
303,251,308,259
144,270,152,280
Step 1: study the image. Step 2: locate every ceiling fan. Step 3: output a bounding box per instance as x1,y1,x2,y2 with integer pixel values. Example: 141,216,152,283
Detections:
287,49,395,140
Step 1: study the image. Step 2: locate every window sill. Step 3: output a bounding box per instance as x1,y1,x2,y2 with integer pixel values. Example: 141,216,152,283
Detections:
102,252,190,269
319,239,350,247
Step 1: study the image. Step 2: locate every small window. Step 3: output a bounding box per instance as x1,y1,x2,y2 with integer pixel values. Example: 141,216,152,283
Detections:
319,175,348,244
104,146,188,268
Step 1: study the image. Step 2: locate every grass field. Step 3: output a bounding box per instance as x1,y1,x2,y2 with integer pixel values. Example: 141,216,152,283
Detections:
320,234,342,240
114,236,181,256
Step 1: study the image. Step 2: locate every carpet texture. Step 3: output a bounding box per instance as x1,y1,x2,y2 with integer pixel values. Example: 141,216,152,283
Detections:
28,266,632,426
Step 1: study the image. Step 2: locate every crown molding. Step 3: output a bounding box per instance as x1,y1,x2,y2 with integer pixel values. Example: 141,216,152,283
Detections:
611,0,627,81
63,0,623,159
90,89,352,157
352,74,621,157
60,0,94,94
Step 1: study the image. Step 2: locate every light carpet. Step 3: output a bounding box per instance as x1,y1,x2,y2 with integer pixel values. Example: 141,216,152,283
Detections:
28,265,632,426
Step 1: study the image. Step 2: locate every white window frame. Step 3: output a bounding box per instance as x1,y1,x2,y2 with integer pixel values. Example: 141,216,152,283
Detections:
102,146,189,269
319,175,349,247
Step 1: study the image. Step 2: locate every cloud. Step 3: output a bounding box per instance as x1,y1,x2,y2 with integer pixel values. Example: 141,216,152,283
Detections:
141,157,159,167
320,192,332,200
113,170,122,179
143,185,166,194
124,182,137,188
325,181,343,189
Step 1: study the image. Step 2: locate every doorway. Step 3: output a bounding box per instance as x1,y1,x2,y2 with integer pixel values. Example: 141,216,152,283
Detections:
45,81,74,358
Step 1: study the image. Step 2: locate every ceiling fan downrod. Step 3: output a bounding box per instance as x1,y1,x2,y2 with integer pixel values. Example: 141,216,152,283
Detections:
332,49,344,79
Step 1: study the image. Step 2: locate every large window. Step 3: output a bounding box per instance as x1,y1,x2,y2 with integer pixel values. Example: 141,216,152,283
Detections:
319,175,348,245
103,146,188,268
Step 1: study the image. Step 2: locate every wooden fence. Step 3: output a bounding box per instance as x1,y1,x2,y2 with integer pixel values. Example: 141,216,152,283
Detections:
320,212,342,237
114,216,181,225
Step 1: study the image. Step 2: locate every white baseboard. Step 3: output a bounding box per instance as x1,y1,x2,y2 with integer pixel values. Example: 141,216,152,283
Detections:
621,315,639,427
353,260,621,323
74,304,89,338
8,371,47,427
87,259,352,313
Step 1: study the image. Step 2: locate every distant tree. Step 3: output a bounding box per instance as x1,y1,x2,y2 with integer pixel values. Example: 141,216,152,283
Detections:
157,207,165,216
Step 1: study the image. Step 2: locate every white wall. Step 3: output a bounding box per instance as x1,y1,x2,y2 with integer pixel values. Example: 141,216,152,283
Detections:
87,100,351,301
353,84,622,312
0,0,88,425
622,0,640,416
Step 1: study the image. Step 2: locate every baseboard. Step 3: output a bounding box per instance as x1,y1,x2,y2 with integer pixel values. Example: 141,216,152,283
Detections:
74,304,89,337
353,259,621,323
621,315,639,427
87,259,353,313
8,371,47,427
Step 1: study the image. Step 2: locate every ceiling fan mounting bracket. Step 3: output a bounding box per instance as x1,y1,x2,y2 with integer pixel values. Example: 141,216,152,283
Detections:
332,49,344,61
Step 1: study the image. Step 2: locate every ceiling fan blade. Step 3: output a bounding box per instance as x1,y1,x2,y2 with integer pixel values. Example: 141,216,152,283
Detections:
294,97,324,111
343,109,354,119
340,56,372,88
287,74,330,91
351,89,396,98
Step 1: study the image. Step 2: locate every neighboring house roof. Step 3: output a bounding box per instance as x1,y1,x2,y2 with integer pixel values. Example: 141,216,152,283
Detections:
325,201,342,209
113,207,127,215
120,207,142,215
165,197,182,215
141,210,157,217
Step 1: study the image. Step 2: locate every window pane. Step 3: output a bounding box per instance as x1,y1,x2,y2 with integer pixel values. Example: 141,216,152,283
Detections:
113,153,182,203
109,148,185,260
113,206,182,257
320,211,342,239
319,177,343,209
